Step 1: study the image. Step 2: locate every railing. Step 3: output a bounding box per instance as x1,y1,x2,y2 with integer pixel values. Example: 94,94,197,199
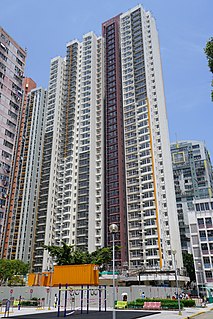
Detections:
198,224,205,229
206,278,213,282
201,250,209,254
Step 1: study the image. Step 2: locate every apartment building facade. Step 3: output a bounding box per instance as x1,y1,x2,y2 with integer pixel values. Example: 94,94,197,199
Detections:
10,87,47,267
33,57,65,272
33,33,105,272
32,5,183,273
171,141,213,253
0,27,26,251
103,6,182,270
2,78,36,259
189,198,213,291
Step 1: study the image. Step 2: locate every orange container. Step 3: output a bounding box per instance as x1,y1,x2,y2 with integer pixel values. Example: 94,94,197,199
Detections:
52,264,99,286
28,273,36,286
41,272,52,286
28,272,45,286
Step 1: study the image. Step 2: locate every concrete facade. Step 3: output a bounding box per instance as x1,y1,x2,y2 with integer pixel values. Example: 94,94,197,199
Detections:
171,141,213,253
0,27,26,251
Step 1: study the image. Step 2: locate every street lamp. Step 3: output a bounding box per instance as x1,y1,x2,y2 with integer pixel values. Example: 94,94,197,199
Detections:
109,223,118,319
172,250,182,316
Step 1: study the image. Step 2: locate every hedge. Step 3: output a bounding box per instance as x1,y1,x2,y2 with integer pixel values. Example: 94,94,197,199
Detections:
20,300,39,306
127,298,195,310
181,299,196,307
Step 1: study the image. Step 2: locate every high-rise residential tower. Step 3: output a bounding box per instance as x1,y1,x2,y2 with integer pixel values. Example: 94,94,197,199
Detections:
103,6,182,270
189,198,213,292
33,4,183,273
2,78,36,259
33,34,105,272
33,57,65,272
171,140,213,253
4,86,47,268
0,27,26,250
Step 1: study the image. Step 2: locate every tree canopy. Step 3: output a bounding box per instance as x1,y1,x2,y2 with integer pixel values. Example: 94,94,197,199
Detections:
44,242,113,271
182,252,196,282
0,259,28,286
204,37,213,100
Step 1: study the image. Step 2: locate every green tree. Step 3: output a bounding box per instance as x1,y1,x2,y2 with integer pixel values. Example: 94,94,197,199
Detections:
44,242,75,265
204,37,213,100
182,252,196,282
90,247,112,268
0,259,28,285
44,242,113,269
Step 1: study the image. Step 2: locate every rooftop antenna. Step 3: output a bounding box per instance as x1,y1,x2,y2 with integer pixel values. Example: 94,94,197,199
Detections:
175,132,179,148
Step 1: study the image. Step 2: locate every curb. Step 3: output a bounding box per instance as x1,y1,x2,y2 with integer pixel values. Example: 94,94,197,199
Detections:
182,311,205,319
183,308,213,319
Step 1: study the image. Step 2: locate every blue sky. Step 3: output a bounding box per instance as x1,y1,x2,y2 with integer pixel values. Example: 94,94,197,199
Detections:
1,0,213,155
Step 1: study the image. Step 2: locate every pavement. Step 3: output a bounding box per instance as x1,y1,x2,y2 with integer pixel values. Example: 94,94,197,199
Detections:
1,304,213,319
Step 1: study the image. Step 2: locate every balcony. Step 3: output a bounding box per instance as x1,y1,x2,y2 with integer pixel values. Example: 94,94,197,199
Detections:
198,224,205,229
201,250,209,255
206,224,213,228
206,278,213,283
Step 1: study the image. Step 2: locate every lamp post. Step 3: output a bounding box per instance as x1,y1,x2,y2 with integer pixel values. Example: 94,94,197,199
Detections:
172,250,182,316
48,271,53,310
109,223,118,319
48,261,54,310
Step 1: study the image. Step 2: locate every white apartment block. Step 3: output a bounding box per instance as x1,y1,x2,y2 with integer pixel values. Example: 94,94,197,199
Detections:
54,33,105,253
171,140,213,254
119,5,182,270
33,57,65,272
32,5,183,274
8,88,47,266
189,198,213,291
34,33,105,272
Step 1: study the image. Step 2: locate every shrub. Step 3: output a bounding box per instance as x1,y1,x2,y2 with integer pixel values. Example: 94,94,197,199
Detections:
161,301,183,309
133,298,187,309
182,299,195,307
127,301,136,309
21,300,38,306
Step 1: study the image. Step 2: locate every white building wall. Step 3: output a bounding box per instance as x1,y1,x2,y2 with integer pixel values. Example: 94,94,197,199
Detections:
43,57,65,271
120,5,183,270
53,34,104,259
189,198,213,288
16,88,47,264
146,9,182,269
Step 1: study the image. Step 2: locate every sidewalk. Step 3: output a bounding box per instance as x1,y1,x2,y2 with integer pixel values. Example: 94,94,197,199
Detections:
0,307,56,317
1,304,213,319
141,303,213,319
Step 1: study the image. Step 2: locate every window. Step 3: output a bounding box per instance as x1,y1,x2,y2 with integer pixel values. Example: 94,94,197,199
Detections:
5,129,14,139
4,140,13,149
172,152,185,164
205,271,212,279
199,231,206,238
206,217,212,227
